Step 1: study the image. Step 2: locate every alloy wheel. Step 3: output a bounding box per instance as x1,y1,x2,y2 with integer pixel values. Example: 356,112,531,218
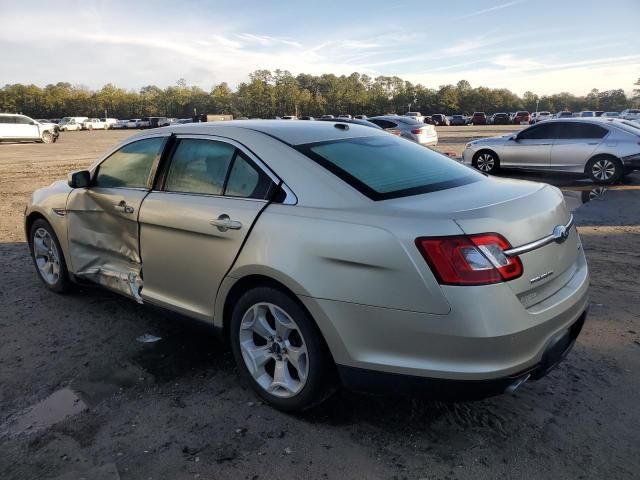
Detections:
239,302,309,398
476,153,495,172
591,159,615,181
33,227,61,285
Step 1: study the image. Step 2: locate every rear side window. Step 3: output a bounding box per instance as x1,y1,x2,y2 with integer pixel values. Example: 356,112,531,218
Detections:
369,119,398,129
15,116,33,124
296,136,483,201
225,152,273,198
0,115,15,124
164,139,274,199
556,123,608,139
165,139,235,195
95,137,165,188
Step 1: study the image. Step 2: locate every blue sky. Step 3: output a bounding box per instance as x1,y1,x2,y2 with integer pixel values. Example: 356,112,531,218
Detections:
1,0,638,95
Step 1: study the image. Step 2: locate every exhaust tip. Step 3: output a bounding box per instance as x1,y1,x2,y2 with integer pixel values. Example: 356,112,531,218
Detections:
506,374,531,394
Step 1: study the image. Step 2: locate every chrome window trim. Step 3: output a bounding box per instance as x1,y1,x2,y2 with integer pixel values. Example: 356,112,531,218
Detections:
504,215,575,257
171,133,298,205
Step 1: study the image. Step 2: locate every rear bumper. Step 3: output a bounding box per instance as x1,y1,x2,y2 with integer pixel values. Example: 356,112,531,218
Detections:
300,248,589,384
338,309,586,400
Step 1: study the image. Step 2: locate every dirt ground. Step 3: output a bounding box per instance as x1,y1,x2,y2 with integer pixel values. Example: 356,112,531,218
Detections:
1,126,639,480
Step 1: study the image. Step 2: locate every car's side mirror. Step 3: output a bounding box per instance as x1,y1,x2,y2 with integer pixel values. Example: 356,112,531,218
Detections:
68,170,91,188
509,134,518,141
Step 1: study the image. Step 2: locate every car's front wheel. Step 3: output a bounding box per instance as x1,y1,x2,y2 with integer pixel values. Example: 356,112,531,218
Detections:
41,131,54,143
473,150,499,174
29,219,71,293
587,156,623,184
230,286,335,412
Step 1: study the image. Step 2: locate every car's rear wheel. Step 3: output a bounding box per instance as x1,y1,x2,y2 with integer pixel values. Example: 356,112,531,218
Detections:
41,131,54,143
587,156,622,184
29,219,71,293
473,150,499,174
230,286,335,412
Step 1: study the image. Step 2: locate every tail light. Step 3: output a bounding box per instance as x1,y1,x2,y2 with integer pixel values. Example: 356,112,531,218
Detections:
415,233,523,286
411,128,424,134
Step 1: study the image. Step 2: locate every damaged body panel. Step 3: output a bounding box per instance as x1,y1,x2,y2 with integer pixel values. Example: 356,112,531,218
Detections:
65,187,148,301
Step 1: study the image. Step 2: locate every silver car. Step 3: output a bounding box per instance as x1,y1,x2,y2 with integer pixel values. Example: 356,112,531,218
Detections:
368,115,438,145
463,118,640,183
26,121,588,411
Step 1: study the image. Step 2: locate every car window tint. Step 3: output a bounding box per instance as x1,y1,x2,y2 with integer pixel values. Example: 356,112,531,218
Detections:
15,116,32,125
298,136,483,200
556,123,608,139
370,119,397,129
518,123,557,140
95,137,164,188
0,115,14,124
397,117,422,125
165,139,235,195
225,152,273,199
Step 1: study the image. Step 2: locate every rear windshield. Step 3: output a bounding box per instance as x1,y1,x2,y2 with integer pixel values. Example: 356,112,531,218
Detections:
396,117,423,125
296,136,483,200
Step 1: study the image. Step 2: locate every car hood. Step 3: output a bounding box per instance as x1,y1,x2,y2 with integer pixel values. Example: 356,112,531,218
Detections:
468,135,511,147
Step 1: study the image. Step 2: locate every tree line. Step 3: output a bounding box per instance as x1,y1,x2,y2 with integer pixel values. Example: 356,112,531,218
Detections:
1,71,638,120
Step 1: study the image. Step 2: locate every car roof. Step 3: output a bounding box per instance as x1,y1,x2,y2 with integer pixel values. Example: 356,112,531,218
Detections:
149,119,388,145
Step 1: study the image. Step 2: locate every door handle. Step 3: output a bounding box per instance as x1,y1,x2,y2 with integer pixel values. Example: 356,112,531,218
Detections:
210,214,242,232
113,201,134,214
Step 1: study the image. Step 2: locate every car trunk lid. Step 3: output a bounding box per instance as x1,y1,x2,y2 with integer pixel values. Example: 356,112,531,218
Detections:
385,177,580,307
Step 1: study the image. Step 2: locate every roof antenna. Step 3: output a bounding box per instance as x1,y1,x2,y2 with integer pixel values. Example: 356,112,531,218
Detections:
334,123,349,130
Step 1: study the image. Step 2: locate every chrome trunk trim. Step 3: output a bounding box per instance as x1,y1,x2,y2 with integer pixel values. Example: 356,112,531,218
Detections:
504,215,574,257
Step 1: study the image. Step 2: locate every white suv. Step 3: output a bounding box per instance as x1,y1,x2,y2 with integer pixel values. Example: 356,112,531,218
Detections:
0,114,59,143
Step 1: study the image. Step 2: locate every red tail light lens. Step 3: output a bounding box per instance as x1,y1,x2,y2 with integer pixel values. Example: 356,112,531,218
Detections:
411,128,423,134
415,234,523,286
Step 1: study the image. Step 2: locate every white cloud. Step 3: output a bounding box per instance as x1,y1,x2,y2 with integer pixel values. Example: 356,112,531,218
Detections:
0,4,636,97
456,0,526,19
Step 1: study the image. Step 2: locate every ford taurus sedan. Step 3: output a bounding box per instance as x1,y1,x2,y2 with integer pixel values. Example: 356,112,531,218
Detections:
25,121,589,411
463,118,640,184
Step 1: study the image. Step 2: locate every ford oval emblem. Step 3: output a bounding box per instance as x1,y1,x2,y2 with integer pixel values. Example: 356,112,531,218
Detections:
552,225,570,244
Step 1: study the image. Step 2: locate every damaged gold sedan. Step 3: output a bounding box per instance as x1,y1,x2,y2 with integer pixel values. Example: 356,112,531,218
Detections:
25,121,589,412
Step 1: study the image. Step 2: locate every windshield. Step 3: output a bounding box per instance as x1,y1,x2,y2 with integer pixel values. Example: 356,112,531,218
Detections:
296,136,483,200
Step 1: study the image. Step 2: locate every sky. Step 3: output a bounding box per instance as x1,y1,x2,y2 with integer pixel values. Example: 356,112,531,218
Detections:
1,0,638,96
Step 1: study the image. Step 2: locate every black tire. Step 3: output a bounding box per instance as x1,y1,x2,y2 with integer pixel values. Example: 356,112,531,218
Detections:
230,286,335,412
41,131,54,144
29,219,71,293
586,155,623,184
473,150,500,174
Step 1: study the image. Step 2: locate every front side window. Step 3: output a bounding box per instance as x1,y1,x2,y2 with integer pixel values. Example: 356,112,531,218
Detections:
518,123,557,140
15,116,33,125
165,139,235,195
0,115,14,124
297,135,483,200
95,137,165,188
